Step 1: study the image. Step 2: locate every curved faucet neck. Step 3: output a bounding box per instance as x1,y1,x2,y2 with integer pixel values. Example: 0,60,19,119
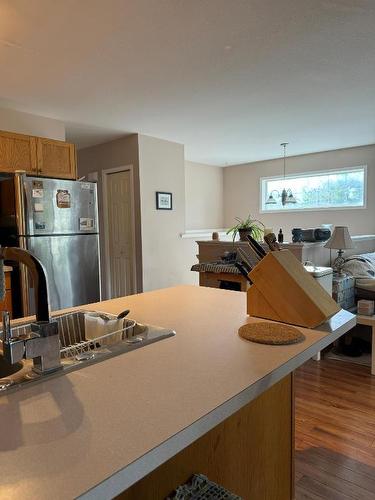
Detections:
0,247,50,322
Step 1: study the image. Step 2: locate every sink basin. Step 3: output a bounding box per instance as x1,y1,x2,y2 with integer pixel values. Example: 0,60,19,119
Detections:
0,310,175,394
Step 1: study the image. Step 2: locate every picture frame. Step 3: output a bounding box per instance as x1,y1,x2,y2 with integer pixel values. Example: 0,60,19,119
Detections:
156,191,173,210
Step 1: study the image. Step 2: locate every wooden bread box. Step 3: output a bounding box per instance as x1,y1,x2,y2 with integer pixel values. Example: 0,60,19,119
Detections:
247,250,340,328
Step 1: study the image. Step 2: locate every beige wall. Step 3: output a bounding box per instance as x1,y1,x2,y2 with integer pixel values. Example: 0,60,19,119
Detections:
0,107,65,140
224,144,375,242
138,135,197,291
78,134,199,297
77,134,143,296
185,161,224,230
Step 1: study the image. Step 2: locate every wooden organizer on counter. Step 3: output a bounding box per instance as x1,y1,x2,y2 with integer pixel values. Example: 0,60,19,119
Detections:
247,249,340,328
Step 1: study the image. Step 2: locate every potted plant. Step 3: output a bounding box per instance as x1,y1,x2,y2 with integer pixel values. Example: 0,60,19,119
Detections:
226,214,265,242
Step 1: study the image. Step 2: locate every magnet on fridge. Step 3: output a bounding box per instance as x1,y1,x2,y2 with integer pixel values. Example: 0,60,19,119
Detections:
34,203,44,212
79,217,94,230
56,189,71,208
32,180,43,189
32,189,43,198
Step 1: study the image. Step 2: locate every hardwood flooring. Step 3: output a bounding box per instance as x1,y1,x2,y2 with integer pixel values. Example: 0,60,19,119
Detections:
295,359,375,499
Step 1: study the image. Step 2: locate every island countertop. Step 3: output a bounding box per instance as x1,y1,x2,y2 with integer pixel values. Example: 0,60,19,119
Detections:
0,285,355,499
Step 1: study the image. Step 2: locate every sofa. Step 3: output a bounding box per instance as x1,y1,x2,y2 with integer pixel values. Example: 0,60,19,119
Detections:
342,252,375,300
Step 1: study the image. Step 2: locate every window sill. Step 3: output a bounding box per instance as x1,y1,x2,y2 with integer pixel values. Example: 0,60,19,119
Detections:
180,229,230,239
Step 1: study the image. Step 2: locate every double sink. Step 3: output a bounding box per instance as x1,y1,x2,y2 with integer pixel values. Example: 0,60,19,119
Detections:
0,310,175,394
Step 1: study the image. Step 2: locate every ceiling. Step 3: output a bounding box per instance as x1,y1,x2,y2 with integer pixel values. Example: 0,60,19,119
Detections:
0,0,374,165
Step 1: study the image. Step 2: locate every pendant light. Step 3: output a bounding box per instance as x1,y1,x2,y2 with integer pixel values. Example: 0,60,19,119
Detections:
266,142,297,206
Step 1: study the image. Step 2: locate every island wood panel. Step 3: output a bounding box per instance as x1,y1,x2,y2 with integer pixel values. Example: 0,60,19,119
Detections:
118,374,294,500
36,138,76,179
0,130,37,174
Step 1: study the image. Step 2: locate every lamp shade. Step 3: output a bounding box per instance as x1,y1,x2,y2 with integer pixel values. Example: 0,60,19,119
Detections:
265,193,277,205
285,192,297,204
324,226,354,250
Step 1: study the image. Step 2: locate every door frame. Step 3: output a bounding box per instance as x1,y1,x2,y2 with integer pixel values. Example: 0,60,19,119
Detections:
102,165,137,299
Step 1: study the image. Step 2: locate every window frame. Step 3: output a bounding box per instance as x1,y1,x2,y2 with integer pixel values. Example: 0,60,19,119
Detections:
259,165,367,214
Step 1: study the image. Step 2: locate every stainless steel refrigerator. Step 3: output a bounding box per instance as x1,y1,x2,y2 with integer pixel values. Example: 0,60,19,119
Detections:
0,172,100,316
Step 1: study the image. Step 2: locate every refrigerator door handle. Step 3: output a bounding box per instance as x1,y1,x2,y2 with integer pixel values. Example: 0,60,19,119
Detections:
14,172,27,237
18,236,31,317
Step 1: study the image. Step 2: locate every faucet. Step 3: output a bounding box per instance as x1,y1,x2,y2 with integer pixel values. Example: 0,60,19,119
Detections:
0,247,62,374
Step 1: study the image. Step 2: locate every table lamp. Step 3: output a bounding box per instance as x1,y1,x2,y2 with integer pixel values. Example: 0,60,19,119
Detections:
324,226,354,275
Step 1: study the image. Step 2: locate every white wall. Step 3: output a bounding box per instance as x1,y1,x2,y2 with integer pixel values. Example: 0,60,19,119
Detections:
78,133,201,296
138,135,197,291
185,161,224,230
0,107,65,140
77,134,143,295
224,144,375,241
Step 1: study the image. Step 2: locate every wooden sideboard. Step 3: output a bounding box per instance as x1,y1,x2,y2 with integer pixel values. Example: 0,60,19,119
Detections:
0,130,77,179
194,240,311,290
197,240,340,291
0,266,13,318
196,238,375,269
196,240,310,264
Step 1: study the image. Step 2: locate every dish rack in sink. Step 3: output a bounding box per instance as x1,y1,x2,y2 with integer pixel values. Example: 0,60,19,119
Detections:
0,311,175,394
59,311,140,360
10,311,143,361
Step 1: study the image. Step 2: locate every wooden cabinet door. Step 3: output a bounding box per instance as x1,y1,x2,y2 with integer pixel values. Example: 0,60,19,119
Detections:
0,272,13,318
36,138,77,179
0,130,38,174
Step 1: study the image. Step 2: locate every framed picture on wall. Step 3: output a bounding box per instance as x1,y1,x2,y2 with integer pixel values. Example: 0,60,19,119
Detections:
156,191,173,210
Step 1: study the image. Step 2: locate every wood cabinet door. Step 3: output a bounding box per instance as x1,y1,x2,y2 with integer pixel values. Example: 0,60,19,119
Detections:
0,272,13,318
0,130,38,174
36,138,77,179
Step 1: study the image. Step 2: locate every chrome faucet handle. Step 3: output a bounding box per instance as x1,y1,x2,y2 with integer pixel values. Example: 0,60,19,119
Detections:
1,311,11,343
30,320,58,338
1,311,25,364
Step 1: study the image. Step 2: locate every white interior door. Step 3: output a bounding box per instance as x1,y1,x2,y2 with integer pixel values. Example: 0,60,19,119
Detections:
106,170,135,298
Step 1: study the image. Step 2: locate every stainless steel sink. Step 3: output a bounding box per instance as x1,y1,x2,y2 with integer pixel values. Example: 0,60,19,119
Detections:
0,310,175,394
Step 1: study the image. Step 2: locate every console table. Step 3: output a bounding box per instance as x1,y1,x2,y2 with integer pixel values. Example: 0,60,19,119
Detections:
196,240,309,265
194,240,324,291
356,314,375,375
191,262,248,291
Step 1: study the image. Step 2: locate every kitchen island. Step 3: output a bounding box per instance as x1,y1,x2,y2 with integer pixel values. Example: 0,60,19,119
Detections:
0,285,355,499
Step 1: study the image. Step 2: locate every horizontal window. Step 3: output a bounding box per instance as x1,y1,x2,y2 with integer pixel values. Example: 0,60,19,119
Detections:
260,166,366,212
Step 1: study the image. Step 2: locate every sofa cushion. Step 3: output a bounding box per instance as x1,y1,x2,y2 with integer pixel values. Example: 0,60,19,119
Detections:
342,253,375,292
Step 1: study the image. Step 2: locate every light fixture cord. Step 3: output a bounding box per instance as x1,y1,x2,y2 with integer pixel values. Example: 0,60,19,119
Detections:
282,142,287,179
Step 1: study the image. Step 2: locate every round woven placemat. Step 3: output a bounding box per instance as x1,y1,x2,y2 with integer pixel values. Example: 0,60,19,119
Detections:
238,321,305,345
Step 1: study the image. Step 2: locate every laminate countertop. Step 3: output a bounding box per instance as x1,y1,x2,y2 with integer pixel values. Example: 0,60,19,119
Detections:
0,285,355,499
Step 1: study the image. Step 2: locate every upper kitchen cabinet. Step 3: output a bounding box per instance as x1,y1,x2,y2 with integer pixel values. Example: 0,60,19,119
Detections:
0,130,77,179
36,138,77,179
0,131,38,175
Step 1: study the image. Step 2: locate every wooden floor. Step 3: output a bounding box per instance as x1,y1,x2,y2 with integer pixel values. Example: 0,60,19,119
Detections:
295,359,375,499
